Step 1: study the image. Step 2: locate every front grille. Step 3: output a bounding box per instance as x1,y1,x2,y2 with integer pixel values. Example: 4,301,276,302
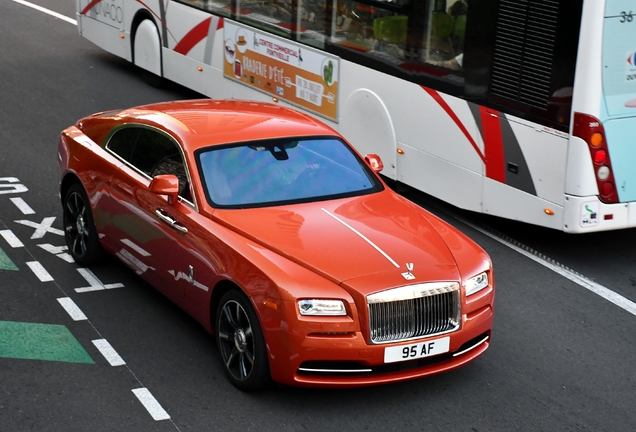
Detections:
367,282,460,343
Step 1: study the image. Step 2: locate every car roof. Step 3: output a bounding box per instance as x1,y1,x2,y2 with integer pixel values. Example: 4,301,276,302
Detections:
113,99,339,151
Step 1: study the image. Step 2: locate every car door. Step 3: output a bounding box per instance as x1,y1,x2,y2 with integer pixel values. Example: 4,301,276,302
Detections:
105,125,220,309
105,126,190,298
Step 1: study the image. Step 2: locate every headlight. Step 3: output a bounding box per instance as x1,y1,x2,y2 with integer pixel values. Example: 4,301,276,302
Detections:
298,299,346,316
465,272,489,296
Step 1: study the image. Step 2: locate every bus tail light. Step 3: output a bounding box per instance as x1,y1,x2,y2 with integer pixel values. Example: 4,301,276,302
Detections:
572,113,618,203
593,149,607,164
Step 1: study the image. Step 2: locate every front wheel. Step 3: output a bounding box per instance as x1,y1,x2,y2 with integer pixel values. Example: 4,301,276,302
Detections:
215,289,271,391
63,184,104,266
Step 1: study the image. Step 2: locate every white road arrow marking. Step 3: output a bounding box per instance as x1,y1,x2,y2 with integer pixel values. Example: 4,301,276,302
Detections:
75,268,124,293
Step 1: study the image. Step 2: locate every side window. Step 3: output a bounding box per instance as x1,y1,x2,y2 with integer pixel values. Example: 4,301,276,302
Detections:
107,127,191,200
107,128,139,163
172,0,233,18
329,0,467,71
236,0,297,38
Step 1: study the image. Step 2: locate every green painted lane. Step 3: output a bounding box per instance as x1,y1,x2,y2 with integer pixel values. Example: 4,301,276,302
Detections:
0,321,94,364
0,246,18,271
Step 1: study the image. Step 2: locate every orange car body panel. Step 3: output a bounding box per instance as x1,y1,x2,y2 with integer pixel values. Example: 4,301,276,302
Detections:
58,99,494,387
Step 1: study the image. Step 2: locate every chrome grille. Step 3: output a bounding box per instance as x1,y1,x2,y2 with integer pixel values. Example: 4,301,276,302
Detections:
367,282,460,343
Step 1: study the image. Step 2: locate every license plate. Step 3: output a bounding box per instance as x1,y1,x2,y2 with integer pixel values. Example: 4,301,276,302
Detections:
384,336,450,363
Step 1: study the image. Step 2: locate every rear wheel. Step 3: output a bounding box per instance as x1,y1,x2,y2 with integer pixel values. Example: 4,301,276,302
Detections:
63,184,104,266
215,289,271,391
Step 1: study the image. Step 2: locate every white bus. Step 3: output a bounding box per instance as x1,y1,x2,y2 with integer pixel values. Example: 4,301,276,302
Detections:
76,0,636,233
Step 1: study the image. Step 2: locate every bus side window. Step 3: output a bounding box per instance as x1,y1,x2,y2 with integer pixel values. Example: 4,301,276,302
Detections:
325,0,467,73
298,0,333,48
234,0,298,38
425,0,467,70
173,0,232,18
328,1,402,52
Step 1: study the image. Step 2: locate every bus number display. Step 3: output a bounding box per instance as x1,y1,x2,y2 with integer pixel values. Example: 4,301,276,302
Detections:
619,11,633,23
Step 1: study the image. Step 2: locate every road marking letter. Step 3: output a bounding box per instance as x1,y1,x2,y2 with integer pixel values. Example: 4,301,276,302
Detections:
10,197,35,215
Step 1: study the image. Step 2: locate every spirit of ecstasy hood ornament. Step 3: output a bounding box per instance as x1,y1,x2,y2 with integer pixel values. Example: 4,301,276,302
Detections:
401,263,415,280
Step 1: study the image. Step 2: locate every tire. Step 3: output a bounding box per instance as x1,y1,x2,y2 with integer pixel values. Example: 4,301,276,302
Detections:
63,184,104,266
215,289,271,391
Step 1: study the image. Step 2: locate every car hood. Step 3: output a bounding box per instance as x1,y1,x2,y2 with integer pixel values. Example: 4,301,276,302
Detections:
212,191,460,292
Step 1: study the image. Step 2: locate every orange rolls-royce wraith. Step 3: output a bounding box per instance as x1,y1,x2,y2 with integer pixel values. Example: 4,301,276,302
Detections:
58,99,494,390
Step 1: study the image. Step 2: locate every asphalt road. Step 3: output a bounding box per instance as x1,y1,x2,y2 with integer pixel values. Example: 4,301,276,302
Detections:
1,1,635,431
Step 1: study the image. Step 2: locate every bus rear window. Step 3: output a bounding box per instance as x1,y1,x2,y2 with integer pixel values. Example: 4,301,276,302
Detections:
602,4,636,118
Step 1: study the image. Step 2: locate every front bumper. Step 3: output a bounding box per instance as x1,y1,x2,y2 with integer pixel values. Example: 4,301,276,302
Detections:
266,301,493,388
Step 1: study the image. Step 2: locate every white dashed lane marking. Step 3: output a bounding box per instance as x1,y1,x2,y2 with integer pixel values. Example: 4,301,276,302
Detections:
132,388,171,421
92,339,126,366
0,230,24,248
26,261,53,282
57,297,88,321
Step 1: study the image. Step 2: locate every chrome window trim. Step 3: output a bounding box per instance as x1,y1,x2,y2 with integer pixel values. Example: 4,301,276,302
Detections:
104,123,199,211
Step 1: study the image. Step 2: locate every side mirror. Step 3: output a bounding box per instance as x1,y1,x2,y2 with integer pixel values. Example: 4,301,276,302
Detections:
149,174,179,205
364,154,384,173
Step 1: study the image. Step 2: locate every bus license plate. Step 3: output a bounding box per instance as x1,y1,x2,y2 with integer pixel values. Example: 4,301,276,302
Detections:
384,336,450,363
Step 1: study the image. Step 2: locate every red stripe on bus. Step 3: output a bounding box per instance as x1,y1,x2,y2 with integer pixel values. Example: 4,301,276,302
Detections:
136,0,153,13
174,17,212,55
80,0,101,15
479,107,506,183
422,87,486,163
217,17,224,30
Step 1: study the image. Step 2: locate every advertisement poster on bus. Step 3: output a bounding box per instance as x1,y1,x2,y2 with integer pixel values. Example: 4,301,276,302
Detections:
223,21,339,121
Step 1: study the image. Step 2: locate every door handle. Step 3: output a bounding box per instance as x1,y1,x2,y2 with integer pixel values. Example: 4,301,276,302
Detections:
155,209,188,233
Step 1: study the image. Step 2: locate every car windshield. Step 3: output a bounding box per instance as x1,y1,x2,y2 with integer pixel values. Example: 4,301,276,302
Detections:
197,137,382,207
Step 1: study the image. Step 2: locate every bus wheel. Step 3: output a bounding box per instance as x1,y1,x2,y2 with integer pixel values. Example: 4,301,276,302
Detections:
134,19,163,88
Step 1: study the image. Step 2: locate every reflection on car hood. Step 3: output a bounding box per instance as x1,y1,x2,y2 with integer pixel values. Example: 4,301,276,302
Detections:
213,191,459,288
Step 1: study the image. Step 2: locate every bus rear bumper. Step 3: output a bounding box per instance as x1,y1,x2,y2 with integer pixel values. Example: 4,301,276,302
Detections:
563,195,636,233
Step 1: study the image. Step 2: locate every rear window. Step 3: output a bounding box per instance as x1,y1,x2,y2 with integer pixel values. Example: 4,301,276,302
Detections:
602,2,636,117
